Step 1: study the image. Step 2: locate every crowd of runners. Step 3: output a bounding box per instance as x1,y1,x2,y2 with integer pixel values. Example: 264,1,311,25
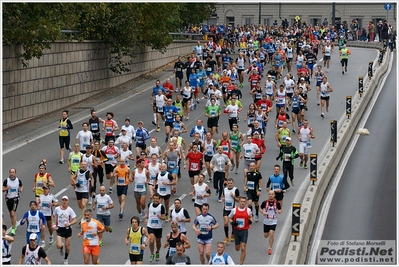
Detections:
5,21,368,265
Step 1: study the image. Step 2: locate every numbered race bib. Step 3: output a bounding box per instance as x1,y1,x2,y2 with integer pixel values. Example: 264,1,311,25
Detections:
118,178,125,186
9,187,17,193
135,183,145,191
106,127,112,133
168,161,176,168
200,225,208,235
223,145,229,152
157,107,164,112
231,140,238,148
97,203,104,209
169,247,177,255
72,158,80,164
284,153,291,161
247,181,255,190
84,232,93,239
236,218,245,228
166,112,173,120
207,67,212,72
150,218,159,225
91,123,98,131
130,244,140,254
190,163,199,171
41,202,50,208
225,201,233,207
272,183,280,190
306,141,312,148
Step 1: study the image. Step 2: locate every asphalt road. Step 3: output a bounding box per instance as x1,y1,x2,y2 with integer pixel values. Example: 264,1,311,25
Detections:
320,53,396,244
2,47,379,265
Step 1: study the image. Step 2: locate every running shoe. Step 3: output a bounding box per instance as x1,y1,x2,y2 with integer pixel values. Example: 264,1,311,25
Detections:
109,187,113,194
109,226,113,233
218,197,222,203
41,240,46,248
342,70,344,74
59,159,64,164
88,198,92,205
192,196,195,202
207,178,212,183
224,237,229,244
321,113,324,118
230,234,235,242
326,106,329,112
235,169,238,174
155,251,160,261
254,215,259,222
345,67,347,72
165,137,168,143
63,259,68,265
291,179,295,186
149,254,154,263
156,127,161,132
299,161,303,167
292,129,296,133
268,248,272,255
119,212,124,220
49,236,54,244
100,240,104,247
165,215,169,221
230,162,235,171
10,228,16,236
152,121,156,126
304,164,308,169
60,246,64,256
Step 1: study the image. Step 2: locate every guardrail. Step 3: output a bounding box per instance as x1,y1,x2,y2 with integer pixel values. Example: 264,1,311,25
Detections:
283,41,390,264
169,32,204,40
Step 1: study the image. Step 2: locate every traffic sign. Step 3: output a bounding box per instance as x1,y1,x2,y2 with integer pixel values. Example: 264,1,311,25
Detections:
310,154,317,182
384,3,392,10
292,203,300,238
217,25,225,33
346,96,352,119
202,25,209,33
358,76,364,96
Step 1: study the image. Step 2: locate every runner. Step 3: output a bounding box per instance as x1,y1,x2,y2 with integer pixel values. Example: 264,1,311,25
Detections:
204,133,217,183
135,121,151,158
20,201,46,245
18,233,51,265
210,145,232,202
68,144,83,188
221,178,240,245
148,153,161,202
53,195,77,265
224,97,242,132
58,110,73,164
101,139,120,194
192,203,219,264
153,163,176,220
189,119,207,143
145,193,166,263
2,224,14,264
313,65,326,106
130,158,150,221
88,109,104,143
184,143,204,187
319,76,334,118
163,221,191,261
125,216,150,265
3,168,24,237
339,44,351,74
252,132,266,171
120,118,136,150
75,122,93,153
163,78,175,99
102,112,119,145
209,242,234,265
154,89,168,132
205,98,221,138
113,157,131,220
244,162,263,223
163,142,183,194
33,164,55,205
166,242,192,265
260,190,282,255
276,137,299,186
228,196,253,265
150,80,166,126
169,199,191,235
266,165,290,208
229,124,244,174
38,185,59,248
119,142,135,168
296,119,316,169
92,185,114,247
241,135,260,180
190,174,211,216
174,56,185,93
92,140,108,199
77,209,105,264
115,129,132,151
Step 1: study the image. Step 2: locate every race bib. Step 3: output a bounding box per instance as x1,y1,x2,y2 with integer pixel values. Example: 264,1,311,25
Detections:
247,181,255,190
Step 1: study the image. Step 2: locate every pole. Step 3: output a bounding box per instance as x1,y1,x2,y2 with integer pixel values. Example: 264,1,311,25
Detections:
332,2,336,27
258,3,262,25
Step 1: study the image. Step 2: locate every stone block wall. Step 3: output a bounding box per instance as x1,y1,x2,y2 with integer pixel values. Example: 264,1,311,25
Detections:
3,40,197,128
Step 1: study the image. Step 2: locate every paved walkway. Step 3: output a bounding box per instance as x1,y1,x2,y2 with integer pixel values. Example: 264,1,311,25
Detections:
3,63,175,154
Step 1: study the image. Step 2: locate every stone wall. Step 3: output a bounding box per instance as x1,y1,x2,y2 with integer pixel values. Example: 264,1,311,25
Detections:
2,40,197,128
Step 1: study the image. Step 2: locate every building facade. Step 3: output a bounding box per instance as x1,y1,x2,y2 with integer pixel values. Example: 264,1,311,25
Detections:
209,2,397,30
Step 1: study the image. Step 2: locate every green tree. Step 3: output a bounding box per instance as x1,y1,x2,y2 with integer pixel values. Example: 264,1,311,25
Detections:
3,3,214,73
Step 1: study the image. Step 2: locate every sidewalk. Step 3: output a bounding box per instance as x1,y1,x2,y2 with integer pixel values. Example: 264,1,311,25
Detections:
2,63,175,154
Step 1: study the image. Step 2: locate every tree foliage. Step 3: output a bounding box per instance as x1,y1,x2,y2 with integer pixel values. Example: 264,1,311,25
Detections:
2,3,215,73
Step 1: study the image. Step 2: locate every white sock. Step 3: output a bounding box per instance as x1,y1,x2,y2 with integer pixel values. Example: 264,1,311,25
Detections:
153,113,156,121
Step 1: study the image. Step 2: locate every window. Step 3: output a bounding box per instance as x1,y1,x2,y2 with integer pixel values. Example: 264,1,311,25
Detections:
244,17,253,26
309,18,322,27
263,18,271,27
226,16,235,25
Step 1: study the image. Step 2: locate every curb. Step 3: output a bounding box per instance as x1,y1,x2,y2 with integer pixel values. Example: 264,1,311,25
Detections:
283,44,391,264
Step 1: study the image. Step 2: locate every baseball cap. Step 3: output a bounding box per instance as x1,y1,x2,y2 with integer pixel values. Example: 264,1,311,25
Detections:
300,77,305,80
42,184,49,189
121,128,126,131
268,75,272,78
62,195,69,200
253,131,260,135
29,233,38,240
286,137,292,141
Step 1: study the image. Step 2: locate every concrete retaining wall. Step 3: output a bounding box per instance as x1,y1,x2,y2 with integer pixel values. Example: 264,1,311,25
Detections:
3,40,197,129
284,41,390,264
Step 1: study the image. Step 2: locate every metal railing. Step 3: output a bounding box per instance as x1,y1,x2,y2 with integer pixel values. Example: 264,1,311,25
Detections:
169,32,204,40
